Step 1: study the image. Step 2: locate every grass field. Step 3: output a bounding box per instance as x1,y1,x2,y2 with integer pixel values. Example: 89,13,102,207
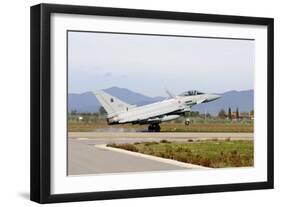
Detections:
107,140,254,168
68,120,253,133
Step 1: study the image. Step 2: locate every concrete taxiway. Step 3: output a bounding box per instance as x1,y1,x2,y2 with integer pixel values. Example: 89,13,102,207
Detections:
68,132,253,175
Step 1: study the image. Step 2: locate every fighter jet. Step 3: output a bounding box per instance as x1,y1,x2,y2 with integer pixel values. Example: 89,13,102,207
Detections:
94,90,221,132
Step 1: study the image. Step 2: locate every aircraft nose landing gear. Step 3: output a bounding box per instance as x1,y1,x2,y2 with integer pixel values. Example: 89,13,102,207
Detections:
148,123,161,132
185,118,190,126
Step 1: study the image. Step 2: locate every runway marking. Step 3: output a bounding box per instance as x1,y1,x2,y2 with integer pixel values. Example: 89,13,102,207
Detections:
69,132,254,140
95,144,211,170
77,137,90,140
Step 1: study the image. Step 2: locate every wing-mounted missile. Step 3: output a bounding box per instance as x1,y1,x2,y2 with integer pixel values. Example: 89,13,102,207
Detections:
146,115,181,124
160,115,180,122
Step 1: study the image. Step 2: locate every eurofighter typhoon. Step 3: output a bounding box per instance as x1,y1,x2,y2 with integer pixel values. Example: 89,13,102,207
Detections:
94,90,221,132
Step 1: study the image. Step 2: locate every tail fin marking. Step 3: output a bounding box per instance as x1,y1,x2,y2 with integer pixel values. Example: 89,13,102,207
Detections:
94,90,135,115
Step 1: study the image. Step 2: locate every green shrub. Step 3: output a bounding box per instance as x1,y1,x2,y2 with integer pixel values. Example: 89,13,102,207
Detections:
107,143,138,152
160,139,171,143
144,141,158,146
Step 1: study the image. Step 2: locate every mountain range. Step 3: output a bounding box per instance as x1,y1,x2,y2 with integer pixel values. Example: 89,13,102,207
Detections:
68,87,253,115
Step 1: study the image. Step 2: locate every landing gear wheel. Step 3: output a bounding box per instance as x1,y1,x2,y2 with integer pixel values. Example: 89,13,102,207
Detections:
148,124,161,132
155,124,161,132
148,125,153,132
185,119,190,126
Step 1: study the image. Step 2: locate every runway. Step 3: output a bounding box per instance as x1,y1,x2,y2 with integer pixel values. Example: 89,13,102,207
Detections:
68,132,253,175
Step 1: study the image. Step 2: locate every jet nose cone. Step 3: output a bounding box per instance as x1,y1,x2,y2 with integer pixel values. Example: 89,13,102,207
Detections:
214,94,221,100
208,94,221,102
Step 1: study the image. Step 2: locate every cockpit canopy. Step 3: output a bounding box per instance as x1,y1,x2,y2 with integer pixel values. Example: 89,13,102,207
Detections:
179,90,205,96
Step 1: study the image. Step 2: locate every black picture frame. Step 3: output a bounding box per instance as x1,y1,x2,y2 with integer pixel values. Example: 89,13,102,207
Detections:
30,3,274,204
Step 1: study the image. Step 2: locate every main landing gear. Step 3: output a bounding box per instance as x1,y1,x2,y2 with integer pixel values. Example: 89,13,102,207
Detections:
148,123,161,132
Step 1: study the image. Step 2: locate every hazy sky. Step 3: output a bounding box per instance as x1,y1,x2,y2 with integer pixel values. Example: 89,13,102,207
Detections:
68,31,254,97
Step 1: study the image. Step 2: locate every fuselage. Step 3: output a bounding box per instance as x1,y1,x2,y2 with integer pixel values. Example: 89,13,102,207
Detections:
107,93,220,125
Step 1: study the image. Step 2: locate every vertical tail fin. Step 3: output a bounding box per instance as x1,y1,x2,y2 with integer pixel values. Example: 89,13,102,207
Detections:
94,90,135,115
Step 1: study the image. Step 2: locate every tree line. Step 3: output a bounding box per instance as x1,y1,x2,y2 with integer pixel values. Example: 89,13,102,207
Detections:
70,106,254,120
